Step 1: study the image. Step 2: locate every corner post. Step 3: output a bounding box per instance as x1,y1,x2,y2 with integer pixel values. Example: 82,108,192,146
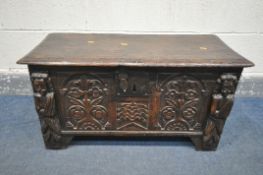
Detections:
201,74,238,150
31,72,72,149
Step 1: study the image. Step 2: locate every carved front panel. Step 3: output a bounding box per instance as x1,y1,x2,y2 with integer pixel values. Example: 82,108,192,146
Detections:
60,74,110,130
116,101,149,130
56,71,212,132
159,75,204,131
28,64,243,150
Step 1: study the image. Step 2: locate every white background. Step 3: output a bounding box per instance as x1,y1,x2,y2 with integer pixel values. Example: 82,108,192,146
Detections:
0,0,262,76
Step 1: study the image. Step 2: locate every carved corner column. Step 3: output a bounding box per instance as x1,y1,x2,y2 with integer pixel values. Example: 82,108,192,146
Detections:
31,72,72,149
196,74,238,151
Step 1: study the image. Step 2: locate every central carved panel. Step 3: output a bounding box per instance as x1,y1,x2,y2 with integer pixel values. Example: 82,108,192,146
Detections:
116,102,149,130
159,75,203,131
62,75,110,130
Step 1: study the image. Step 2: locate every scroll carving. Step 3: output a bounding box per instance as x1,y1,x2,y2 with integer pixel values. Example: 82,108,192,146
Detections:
63,75,110,130
203,74,238,150
159,75,203,131
31,73,72,148
116,102,149,130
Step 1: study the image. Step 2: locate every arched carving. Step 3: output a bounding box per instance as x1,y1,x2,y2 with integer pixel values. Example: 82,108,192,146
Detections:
159,75,204,131
62,74,110,130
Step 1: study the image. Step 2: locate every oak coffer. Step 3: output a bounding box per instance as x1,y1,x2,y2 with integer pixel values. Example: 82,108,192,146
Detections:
17,34,254,150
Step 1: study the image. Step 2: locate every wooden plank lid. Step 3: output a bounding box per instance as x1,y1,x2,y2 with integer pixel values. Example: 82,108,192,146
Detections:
17,33,254,68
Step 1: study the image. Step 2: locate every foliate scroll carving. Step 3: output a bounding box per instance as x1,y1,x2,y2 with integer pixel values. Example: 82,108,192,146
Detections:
31,73,71,148
159,75,203,131
116,102,149,130
63,75,110,130
203,74,238,150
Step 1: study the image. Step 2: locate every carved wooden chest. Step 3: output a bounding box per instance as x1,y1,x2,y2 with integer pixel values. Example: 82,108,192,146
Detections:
17,34,254,150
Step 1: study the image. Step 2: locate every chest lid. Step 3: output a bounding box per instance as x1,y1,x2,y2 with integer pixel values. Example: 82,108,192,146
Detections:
17,33,254,68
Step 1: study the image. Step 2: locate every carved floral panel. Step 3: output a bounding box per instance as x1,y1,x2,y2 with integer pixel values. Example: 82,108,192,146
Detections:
62,74,110,130
159,75,203,131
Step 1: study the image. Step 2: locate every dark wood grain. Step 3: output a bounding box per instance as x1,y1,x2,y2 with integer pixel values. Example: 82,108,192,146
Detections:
17,33,254,67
